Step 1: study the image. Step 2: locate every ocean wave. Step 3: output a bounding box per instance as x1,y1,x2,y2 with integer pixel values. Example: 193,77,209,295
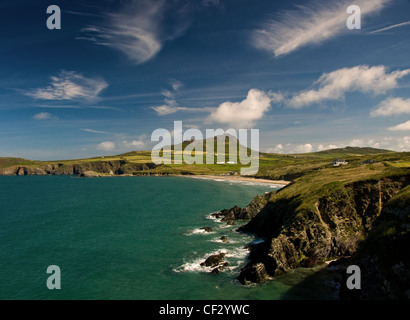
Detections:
173,249,229,273
209,237,237,244
205,212,222,222
185,228,215,236
173,246,251,274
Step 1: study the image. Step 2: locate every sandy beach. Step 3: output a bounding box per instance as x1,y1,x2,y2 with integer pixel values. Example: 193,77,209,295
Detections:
184,175,291,186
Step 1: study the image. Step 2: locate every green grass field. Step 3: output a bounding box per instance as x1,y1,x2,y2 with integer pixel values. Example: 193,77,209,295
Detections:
2,143,409,180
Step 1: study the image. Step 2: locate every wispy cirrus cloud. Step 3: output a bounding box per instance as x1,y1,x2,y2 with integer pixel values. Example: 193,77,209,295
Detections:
253,0,392,57
283,65,410,108
152,79,212,115
79,0,191,65
25,71,108,102
33,112,53,120
369,21,410,34
81,128,109,134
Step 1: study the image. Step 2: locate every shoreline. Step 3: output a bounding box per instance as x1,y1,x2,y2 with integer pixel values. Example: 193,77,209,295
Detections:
181,175,290,186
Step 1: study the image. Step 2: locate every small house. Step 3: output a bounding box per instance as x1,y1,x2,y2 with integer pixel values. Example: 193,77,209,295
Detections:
331,159,348,167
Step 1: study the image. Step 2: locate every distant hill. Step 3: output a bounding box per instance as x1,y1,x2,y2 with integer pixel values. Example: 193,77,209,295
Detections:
313,146,392,156
0,157,37,169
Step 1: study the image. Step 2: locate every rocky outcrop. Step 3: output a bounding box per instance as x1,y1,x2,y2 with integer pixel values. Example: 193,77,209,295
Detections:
201,252,226,267
200,227,213,233
237,175,410,286
211,191,275,224
0,160,157,176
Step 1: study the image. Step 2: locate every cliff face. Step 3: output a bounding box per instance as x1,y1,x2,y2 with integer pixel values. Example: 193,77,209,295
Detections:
236,175,410,289
337,184,410,299
0,160,157,176
212,191,276,224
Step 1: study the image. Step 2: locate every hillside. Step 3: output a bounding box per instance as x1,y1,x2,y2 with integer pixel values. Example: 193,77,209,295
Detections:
214,157,410,299
0,144,407,178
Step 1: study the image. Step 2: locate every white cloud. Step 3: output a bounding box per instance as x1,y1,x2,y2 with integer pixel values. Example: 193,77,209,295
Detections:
388,120,410,131
152,105,190,115
207,89,271,128
317,144,338,151
97,141,116,151
81,129,108,134
264,137,410,154
371,97,410,117
152,79,211,116
397,136,410,150
253,0,392,57
122,140,145,149
370,21,410,34
286,65,410,108
169,79,184,91
80,0,190,65
26,71,108,102
33,112,53,120
295,143,314,153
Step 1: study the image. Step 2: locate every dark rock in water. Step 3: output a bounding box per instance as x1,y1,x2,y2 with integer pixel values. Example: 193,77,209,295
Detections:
211,262,230,274
220,236,229,243
200,252,226,267
211,193,273,225
238,263,269,284
200,227,213,233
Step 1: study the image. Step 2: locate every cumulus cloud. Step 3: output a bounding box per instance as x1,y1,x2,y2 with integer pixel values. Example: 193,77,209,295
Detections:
26,71,108,102
97,141,116,151
295,143,314,153
253,0,392,57
33,112,53,120
388,120,410,131
266,143,315,154
286,65,410,108
207,89,272,128
371,97,410,117
79,0,191,65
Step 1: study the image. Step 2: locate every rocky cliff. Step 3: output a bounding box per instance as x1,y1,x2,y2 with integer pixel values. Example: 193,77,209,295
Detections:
0,160,157,176
227,174,410,299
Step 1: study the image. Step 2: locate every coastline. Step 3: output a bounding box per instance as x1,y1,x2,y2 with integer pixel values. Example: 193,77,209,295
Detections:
182,175,291,186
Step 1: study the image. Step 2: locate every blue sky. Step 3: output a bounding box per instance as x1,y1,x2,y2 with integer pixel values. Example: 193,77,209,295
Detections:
1,0,410,160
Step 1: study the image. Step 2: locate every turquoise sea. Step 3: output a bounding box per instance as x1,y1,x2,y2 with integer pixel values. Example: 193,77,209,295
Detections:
0,176,337,300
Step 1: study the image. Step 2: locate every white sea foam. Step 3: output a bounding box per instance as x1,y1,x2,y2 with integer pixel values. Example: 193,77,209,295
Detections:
209,237,237,244
173,249,229,273
185,228,215,236
173,246,251,274
206,212,222,222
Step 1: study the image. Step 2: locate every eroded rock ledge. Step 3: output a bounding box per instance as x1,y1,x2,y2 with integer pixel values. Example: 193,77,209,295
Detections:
219,175,410,299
